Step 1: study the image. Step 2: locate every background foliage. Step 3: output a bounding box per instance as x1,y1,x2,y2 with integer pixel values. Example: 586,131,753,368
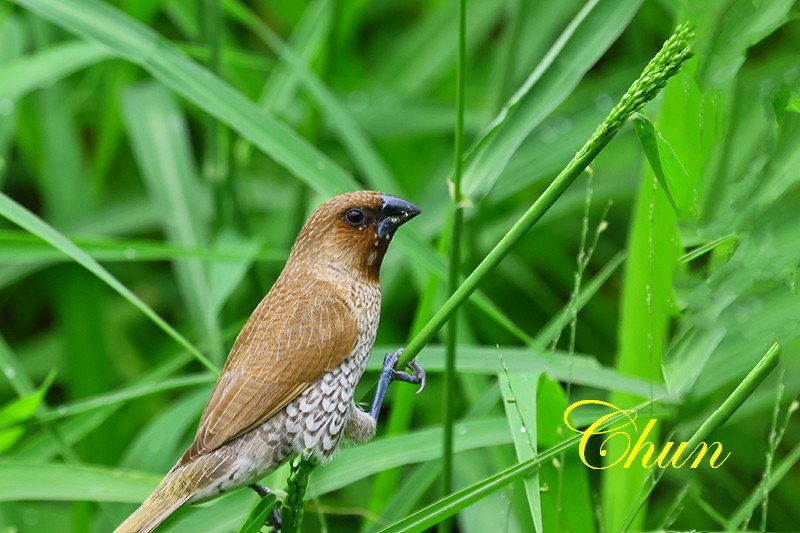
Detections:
0,0,799,531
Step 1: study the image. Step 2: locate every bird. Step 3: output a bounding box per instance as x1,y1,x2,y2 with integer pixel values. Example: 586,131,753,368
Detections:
116,191,424,533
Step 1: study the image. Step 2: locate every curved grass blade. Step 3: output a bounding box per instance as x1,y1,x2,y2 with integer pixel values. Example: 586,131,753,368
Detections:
461,0,643,202
0,40,110,101
631,112,681,214
0,461,159,503
377,403,651,532
34,374,213,423
122,81,223,362
12,0,356,196
308,417,510,498
618,342,781,531
0,192,217,373
238,493,278,533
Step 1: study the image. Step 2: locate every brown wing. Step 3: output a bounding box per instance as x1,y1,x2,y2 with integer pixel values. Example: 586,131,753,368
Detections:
179,280,358,464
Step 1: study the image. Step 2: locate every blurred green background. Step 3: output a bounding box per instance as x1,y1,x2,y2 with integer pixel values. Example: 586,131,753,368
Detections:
0,0,799,531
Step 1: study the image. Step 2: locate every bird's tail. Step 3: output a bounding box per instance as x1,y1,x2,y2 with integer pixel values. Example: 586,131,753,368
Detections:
114,463,200,533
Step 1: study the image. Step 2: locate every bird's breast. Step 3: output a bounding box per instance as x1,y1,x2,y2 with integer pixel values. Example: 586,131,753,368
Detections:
289,280,380,458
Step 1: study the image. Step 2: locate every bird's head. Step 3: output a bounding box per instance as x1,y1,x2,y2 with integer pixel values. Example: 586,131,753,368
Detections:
287,190,421,282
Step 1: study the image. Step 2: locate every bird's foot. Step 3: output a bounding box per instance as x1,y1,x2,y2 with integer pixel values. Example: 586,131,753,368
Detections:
248,483,282,531
368,349,426,420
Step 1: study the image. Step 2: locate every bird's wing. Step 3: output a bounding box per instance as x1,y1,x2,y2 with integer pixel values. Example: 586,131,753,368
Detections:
179,282,358,464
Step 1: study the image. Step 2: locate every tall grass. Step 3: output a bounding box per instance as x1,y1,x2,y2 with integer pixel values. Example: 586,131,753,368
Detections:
1,1,799,532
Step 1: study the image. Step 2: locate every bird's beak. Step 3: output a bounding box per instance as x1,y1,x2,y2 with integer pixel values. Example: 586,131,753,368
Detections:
376,194,421,238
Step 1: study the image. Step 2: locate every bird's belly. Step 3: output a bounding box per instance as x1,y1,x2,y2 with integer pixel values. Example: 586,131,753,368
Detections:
189,350,370,502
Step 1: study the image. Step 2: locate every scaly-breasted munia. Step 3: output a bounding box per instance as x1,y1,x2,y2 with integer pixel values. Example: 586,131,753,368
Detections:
116,191,423,533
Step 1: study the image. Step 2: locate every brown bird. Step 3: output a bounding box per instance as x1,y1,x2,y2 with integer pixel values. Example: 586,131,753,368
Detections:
116,191,424,533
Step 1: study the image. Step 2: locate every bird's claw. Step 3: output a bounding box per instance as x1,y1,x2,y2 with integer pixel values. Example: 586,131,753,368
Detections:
369,349,426,420
382,349,426,393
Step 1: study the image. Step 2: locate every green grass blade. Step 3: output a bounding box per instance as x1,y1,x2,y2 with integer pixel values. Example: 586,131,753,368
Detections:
12,0,356,196
498,371,542,532
308,417,510,498
238,493,278,533
377,403,652,532
679,233,737,263
441,0,467,517
460,0,643,202
0,461,159,503
0,40,110,101
619,342,781,531
631,113,681,214
35,375,213,423
224,0,400,193
0,229,286,264
0,192,217,373
536,376,594,532
122,81,223,362
368,345,666,397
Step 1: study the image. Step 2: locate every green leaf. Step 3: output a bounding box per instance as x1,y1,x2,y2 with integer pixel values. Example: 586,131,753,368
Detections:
461,0,643,202
122,81,223,362
631,113,682,214
378,403,648,532
367,345,667,398
308,417,510,498
0,461,159,502
12,0,357,197
36,375,213,422
0,371,55,452
238,493,278,533
691,0,795,87
0,191,217,373
498,371,542,532
536,375,594,533
0,40,110,101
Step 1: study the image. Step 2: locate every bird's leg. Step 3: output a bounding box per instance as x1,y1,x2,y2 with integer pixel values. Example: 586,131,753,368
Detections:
248,484,282,531
368,349,426,420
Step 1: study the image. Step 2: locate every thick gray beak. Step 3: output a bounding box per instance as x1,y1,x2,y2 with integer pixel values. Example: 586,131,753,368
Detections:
376,194,421,238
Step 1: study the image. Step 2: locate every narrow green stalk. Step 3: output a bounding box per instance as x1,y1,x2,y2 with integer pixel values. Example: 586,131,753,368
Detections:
398,23,694,370
619,342,782,532
440,0,466,528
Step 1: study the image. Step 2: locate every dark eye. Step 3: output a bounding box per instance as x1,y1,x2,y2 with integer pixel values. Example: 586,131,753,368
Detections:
344,208,366,227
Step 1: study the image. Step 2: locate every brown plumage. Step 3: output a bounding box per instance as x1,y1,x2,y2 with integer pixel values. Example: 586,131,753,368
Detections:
116,191,420,533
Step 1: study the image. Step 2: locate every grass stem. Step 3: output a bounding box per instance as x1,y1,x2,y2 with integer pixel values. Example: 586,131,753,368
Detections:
398,23,694,370
440,0,467,527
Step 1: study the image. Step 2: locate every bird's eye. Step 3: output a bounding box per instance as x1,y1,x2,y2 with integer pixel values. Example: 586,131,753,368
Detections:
344,208,366,227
